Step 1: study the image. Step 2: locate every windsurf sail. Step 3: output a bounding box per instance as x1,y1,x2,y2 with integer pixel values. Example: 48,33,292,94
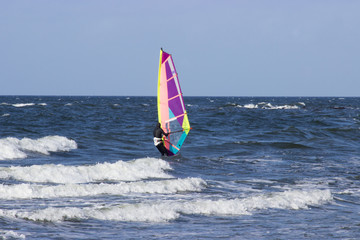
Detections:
157,48,191,155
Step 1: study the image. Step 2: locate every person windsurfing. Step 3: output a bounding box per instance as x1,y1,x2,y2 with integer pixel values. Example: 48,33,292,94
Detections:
153,123,169,156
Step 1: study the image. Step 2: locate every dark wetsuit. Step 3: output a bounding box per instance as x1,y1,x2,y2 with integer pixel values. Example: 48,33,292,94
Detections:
153,123,169,156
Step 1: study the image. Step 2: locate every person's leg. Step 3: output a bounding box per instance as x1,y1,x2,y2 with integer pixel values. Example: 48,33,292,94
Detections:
156,145,164,155
159,144,168,156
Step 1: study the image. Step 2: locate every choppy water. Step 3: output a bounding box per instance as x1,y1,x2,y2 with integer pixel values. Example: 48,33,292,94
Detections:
0,96,359,239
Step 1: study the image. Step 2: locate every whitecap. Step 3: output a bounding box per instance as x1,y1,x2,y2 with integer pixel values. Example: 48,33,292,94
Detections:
256,103,299,110
0,136,77,160
0,157,172,183
0,189,331,222
268,105,299,110
243,104,258,109
12,103,35,108
0,230,26,239
0,177,206,199
298,102,306,106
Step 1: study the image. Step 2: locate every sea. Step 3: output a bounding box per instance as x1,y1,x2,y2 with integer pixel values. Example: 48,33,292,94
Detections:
0,96,359,239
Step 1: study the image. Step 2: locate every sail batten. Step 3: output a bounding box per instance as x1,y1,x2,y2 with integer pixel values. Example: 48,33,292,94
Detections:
157,49,190,156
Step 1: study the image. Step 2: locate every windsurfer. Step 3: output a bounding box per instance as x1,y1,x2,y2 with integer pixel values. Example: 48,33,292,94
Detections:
153,123,169,156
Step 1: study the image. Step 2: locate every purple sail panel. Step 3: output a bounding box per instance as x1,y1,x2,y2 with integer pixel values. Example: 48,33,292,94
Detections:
177,115,184,126
169,97,184,119
167,79,178,99
165,62,173,80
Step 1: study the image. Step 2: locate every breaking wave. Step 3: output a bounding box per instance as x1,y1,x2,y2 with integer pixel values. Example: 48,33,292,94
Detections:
0,189,331,222
0,158,172,183
0,136,77,160
0,177,206,199
0,230,25,239
1,102,47,108
238,102,302,110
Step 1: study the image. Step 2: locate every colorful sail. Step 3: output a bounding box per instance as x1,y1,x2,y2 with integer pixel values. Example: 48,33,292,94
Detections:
157,49,190,155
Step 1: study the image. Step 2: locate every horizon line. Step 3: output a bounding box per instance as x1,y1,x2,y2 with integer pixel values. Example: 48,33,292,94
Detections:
0,94,359,98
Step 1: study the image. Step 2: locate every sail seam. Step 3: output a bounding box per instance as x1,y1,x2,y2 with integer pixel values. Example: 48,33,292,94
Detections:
163,56,171,64
168,93,182,101
165,112,187,123
167,74,177,82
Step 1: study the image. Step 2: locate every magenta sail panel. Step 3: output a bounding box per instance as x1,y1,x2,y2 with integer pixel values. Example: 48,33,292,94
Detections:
167,79,178,99
162,52,170,63
165,62,173,80
169,97,184,119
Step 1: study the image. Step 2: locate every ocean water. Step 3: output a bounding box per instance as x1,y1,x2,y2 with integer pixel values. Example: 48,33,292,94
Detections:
0,96,359,239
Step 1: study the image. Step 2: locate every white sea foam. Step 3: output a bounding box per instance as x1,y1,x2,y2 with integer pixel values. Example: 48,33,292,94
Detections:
270,105,299,110
2,113,10,117
0,189,331,222
3,102,47,107
0,178,205,199
339,188,360,197
0,158,173,183
259,103,299,110
239,103,299,110
0,230,26,239
0,136,77,160
298,102,306,106
12,103,35,107
243,104,258,109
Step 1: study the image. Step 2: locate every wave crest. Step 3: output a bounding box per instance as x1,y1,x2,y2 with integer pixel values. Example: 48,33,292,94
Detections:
0,158,173,183
0,189,331,222
0,136,77,160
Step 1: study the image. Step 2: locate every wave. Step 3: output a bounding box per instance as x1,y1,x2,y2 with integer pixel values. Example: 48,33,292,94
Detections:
0,230,25,239
0,102,47,107
234,141,311,149
237,102,301,110
0,136,77,160
0,177,206,199
220,101,306,110
218,101,305,110
13,103,35,107
0,158,173,183
0,189,331,222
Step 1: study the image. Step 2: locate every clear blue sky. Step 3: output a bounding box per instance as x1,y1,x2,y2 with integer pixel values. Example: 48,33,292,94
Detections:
1,0,359,96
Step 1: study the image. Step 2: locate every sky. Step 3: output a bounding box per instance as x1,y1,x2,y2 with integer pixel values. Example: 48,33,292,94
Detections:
1,0,359,96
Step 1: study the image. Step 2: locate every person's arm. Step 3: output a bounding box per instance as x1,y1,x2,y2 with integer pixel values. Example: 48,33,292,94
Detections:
161,128,169,137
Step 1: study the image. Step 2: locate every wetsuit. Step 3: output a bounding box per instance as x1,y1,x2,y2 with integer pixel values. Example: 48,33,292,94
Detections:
153,123,169,156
